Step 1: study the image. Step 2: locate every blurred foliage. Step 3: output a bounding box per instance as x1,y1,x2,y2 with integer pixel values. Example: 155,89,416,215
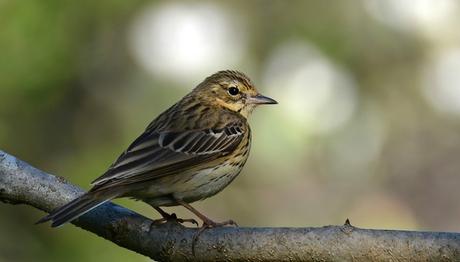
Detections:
2,0,460,261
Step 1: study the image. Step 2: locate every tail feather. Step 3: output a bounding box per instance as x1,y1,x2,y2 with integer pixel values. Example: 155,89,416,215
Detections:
36,193,114,227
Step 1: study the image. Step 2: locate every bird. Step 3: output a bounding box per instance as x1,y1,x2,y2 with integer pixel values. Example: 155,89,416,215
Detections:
37,70,277,229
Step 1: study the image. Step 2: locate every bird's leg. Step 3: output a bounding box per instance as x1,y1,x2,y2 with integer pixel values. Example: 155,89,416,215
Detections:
154,206,171,219
151,206,198,226
177,200,237,255
178,200,237,227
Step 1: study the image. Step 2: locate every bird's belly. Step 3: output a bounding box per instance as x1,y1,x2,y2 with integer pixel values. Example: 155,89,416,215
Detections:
140,161,243,206
173,162,242,202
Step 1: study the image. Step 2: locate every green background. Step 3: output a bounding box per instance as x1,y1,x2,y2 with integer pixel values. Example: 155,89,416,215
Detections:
2,1,460,261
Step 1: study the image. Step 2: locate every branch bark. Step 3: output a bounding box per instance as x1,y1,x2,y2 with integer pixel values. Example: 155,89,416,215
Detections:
1,150,459,261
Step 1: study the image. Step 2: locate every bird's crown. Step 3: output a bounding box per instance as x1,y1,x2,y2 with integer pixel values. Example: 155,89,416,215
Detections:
192,70,277,118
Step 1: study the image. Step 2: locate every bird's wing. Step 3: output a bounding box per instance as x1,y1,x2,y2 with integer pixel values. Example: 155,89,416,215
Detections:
90,122,245,189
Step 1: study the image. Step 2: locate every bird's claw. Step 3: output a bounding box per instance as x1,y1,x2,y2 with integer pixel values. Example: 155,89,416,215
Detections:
152,213,198,226
177,218,199,226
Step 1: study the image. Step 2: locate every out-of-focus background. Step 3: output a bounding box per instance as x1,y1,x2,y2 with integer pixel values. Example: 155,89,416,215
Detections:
2,0,460,261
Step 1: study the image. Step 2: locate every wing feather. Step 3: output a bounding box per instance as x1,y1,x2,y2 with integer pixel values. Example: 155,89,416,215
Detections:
91,122,244,188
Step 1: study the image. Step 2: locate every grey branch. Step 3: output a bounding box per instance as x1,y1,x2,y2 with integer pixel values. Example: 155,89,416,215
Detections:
1,150,460,262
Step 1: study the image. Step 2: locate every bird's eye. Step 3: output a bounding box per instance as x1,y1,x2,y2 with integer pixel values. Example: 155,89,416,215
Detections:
228,87,239,96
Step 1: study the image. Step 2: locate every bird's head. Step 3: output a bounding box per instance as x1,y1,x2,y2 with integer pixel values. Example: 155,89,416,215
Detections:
194,70,277,118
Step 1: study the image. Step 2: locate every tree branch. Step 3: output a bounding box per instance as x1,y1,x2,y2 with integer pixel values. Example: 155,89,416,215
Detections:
1,150,459,261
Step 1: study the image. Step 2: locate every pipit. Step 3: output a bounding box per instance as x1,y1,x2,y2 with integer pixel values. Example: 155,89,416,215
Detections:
37,70,277,232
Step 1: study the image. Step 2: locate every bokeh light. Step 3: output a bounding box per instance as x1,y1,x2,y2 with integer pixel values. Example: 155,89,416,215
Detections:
422,48,460,115
364,0,458,38
129,2,247,84
262,40,357,134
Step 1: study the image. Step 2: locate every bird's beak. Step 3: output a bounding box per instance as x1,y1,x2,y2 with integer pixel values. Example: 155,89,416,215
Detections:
247,94,278,105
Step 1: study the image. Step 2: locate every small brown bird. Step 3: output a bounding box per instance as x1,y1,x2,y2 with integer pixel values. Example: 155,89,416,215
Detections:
37,70,277,228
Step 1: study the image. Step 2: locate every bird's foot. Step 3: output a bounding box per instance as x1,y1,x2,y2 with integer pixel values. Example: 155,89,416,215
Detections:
152,213,198,226
192,218,238,255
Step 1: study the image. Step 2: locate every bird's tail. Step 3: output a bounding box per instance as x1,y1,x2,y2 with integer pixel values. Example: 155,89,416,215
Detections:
36,192,115,227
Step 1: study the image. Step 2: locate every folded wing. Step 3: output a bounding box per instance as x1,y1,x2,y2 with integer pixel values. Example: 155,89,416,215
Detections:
90,123,244,190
